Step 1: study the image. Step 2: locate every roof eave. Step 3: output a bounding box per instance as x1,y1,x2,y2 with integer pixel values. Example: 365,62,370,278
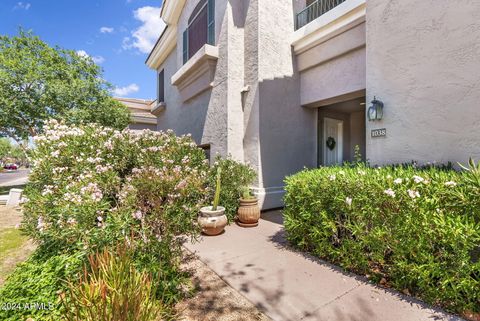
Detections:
145,0,188,69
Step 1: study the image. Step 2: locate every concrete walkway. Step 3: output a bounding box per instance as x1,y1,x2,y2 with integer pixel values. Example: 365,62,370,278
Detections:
185,211,463,321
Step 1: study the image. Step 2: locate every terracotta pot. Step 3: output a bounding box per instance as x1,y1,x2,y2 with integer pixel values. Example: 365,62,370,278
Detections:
237,198,260,227
198,206,227,236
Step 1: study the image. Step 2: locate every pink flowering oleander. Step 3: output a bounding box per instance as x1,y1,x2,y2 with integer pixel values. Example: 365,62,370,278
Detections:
384,188,396,198
407,189,420,199
412,175,425,183
24,121,212,265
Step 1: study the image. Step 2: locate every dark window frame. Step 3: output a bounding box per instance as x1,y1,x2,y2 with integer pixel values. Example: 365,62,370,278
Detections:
157,70,165,103
183,0,215,64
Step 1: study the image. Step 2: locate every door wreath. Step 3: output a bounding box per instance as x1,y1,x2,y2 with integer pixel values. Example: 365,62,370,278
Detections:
326,136,336,151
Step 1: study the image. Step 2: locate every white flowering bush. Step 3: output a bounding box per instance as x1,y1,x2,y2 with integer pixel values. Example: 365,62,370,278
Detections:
6,121,209,319
23,121,208,254
284,161,480,316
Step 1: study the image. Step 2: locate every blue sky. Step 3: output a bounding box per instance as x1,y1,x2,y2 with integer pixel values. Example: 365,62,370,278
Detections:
0,0,166,99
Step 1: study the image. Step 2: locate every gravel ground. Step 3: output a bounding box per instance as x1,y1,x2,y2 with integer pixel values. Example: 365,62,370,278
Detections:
177,252,272,321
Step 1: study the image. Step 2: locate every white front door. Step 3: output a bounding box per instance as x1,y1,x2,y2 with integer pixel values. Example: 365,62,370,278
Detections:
323,117,343,166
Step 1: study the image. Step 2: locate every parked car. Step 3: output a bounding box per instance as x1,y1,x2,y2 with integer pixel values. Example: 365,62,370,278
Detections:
3,163,18,170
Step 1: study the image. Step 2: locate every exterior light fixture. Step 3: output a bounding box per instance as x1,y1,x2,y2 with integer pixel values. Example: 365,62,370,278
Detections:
367,96,384,121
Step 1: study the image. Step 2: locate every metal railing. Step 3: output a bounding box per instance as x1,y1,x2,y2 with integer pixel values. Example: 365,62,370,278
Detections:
295,0,346,30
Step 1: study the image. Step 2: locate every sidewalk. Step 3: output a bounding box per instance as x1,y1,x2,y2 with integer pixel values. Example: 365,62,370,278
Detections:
185,211,463,321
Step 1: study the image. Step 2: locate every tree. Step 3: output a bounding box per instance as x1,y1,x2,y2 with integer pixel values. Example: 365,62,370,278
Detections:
0,29,130,144
0,138,11,160
0,137,27,166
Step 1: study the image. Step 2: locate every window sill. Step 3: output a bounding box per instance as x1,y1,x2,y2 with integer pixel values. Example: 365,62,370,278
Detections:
151,101,166,116
171,44,218,102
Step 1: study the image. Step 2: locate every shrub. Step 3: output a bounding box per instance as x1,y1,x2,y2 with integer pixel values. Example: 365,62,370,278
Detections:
22,121,207,255
0,251,83,321
62,245,166,321
284,161,480,315
208,156,256,221
4,121,254,319
10,121,209,318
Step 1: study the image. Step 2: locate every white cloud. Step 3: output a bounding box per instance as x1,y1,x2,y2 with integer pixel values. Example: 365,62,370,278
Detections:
100,27,114,34
122,6,165,54
112,84,140,97
13,2,31,10
76,50,89,58
76,50,105,64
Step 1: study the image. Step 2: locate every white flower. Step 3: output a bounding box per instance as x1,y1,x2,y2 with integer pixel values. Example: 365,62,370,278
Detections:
97,216,103,222
358,170,366,176
41,185,54,196
444,181,457,187
413,175,424,184
384,189,396,198
37,216,45,231
133,210,143,220
393,178,403,185
67,217,77,225
329,175,336,181
407,189,420,199
345,197,352,207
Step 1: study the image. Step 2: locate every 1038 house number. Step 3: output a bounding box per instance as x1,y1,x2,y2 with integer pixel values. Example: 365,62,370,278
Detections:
371,128,387,138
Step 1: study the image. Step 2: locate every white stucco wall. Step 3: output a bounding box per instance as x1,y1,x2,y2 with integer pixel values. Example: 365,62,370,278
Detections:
366,0,480,166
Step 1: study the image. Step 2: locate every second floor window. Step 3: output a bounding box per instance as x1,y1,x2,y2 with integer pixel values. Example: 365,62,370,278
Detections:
183,0,215,64
158,70,165,103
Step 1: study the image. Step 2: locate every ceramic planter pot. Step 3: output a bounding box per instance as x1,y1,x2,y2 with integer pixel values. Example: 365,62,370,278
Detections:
237,198,260,227
198,206,227,236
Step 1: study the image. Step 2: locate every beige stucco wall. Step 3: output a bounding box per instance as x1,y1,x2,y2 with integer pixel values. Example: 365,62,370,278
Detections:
297,22,366,107
156,0,232,159
350,110,365,160
243,0,317,208
366,0,480,166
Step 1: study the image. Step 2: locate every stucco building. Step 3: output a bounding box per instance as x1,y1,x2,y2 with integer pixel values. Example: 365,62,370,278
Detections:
115,97,158,131
145,0,480,209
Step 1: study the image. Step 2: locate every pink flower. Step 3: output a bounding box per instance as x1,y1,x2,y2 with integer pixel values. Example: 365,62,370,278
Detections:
384,189,396,198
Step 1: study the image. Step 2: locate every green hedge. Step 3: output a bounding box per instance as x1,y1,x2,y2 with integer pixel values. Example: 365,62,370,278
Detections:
284,161,480,315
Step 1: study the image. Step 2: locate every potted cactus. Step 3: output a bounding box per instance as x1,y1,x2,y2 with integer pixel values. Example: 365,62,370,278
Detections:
237,186,261,227
198,167,228,235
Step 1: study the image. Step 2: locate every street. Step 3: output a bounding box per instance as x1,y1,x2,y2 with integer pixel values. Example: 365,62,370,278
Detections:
0,169,29,187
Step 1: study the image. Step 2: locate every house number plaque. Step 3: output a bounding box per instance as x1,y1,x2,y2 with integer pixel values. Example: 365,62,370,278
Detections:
371,128,387,138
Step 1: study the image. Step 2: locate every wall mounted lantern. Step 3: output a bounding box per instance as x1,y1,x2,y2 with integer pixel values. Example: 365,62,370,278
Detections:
367,96,384,121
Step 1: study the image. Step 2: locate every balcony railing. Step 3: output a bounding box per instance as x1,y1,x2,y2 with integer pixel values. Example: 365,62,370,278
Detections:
295,0,346,30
